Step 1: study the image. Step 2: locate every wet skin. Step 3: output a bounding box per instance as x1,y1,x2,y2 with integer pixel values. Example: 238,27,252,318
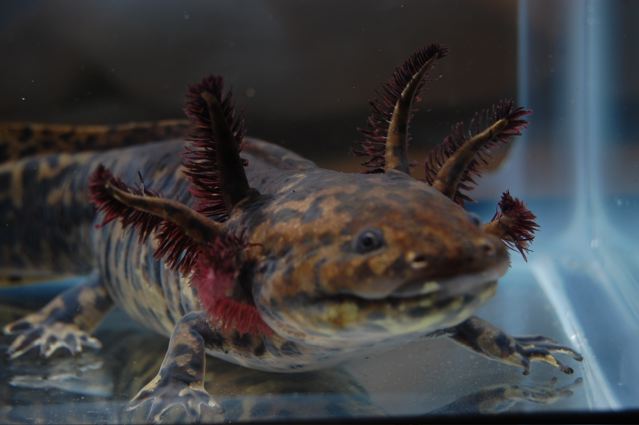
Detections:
1,137,582,421
1,43,582,422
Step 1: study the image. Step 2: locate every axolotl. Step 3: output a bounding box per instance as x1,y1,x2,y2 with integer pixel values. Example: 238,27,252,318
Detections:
0,44,582,422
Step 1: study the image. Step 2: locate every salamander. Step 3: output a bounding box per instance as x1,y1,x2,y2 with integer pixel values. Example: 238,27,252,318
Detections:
0,44,582,423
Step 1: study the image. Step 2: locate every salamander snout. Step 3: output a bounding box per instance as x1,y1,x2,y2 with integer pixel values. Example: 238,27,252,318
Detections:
475,236,499,257
406,234,506,275
462,234,509,273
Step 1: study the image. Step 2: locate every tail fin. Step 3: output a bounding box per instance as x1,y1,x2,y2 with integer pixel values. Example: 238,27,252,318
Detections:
0,120,188,164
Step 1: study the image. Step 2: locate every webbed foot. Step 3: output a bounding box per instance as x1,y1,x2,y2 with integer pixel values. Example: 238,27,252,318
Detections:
448,316,583,375
127,376,223,424
4,318,101,359
126,312,223,423
511,335,583,375
2,275,111,360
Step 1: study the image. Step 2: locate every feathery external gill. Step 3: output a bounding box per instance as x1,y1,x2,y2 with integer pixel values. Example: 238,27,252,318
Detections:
483,191,539,261
183,75,251,221
89,165,224,273
353,44,447,174
424,100,530,205
193,239,272,335
89,75,269,336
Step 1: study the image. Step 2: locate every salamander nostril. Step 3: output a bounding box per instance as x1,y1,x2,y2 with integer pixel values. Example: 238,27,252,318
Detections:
409,253,429,269
478,239,496,257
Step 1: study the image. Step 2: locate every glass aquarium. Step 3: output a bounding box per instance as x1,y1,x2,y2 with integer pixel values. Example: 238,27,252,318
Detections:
0,0,637,423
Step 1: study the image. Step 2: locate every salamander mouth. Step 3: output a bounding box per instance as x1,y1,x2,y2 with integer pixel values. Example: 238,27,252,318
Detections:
316,265,504,307
263,266,505,346
318,277,497,310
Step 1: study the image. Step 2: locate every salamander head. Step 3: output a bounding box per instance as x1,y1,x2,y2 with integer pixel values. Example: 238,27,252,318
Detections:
248,170,509,348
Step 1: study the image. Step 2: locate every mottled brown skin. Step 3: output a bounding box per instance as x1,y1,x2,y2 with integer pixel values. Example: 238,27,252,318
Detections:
1,133,581,421
0,120,188,164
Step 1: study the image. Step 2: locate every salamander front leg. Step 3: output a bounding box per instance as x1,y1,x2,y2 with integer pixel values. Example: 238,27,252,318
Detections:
126,312,223,424
445,316,583,375
3,273,112,359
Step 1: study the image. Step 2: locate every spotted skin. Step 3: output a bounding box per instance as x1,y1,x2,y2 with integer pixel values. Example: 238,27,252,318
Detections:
2,132,582,422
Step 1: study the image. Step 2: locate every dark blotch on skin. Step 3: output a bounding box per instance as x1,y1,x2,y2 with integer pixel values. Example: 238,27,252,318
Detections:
264,339,281,356
49,301,74,323
86,134,97,145
94,292,112,312
408,306,429,318
236,261,258,300
64,333,76,346
253,341,266,356
495,333,513,356
281,264,294,286
232,332,252,349
318,233,333,245
239,196,269,229
301,197,323,223
367,311,386,321
313,258,327,292
450,318,483,352
271,208,298,223
339,240,353,252
389,256,409,276
18,146,38,158
353,262,374,282
206,331,226,349
280,341,301,356
19,127,34,142
40,139,55,149
59,131,74,142
172,343,193,358
46,155,60,169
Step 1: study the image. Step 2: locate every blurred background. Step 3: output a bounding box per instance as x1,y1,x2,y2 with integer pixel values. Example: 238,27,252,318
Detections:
0,0,522,178
1,1,636,196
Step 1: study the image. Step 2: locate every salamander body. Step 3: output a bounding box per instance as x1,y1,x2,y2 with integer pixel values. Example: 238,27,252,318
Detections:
1,45,582,422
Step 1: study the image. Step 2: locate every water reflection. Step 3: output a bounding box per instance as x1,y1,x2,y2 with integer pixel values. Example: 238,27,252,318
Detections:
0,305,580,423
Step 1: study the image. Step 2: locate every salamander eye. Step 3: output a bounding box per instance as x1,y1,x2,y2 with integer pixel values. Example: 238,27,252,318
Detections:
354,228,385,253
468,213,481,227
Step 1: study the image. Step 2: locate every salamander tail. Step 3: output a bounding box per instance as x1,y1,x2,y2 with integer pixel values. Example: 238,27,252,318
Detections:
0,120,188,164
